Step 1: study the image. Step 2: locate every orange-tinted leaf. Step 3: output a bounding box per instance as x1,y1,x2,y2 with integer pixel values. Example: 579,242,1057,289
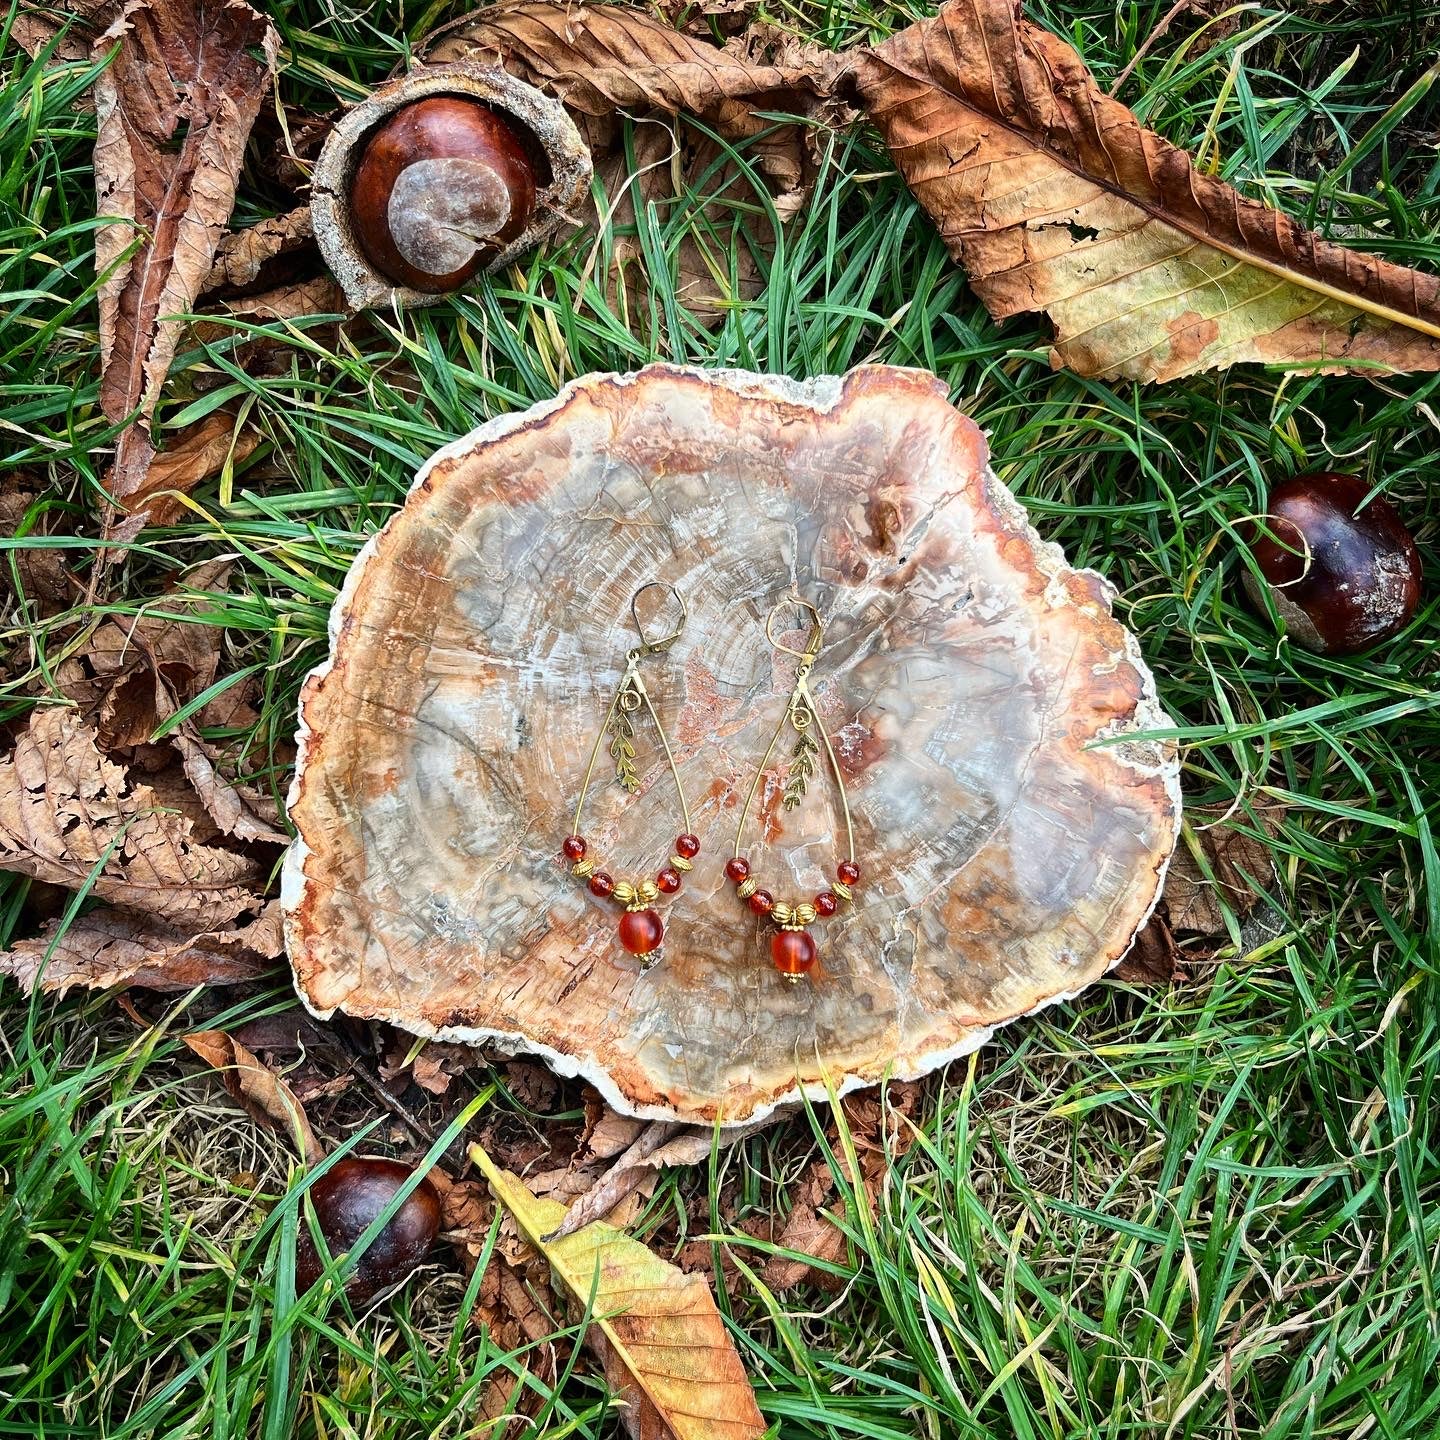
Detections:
183,1028,322,1164
849,0,1440,379
475,1142,766,1440
94,0,278,510
0,898,281,996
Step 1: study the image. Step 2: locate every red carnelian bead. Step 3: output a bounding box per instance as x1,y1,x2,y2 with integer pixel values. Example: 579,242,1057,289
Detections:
562,835,586,861
814,891,838,917
588,872,615,898
837,860,861,886
618,908,664,956
675,834,701,859
772,929,817,975
725,857,751,884
656,868,682,894
748,889,774,916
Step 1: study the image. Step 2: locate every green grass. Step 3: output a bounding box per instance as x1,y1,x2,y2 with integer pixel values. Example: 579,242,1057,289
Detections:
3,0,1440,1435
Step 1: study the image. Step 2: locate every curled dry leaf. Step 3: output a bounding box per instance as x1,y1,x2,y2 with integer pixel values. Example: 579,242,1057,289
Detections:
547,1120,716,1240
12,0,112,62
0,477,77,625
1109,913,1184,987
202,205,316,294
129,408,263,526
432,0,1440,378
848,0,1440,380
475,1142,767,1440
183,1028,322,1164
431,3,834,213
0,708,263,928
168,716,287,845
0,897,281,996
94,0,279,516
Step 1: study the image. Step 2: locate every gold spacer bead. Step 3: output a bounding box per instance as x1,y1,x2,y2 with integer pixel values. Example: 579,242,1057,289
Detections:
830,880,853,902
571,859,596,878
612,881,637,905
669,855,694,872
794,903,818,926
772,902,794,928
736,877,759,901
637,879,659,904
783,971,805,985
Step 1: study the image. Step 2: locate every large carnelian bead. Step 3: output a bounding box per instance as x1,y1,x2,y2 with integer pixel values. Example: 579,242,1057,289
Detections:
771,929,817,975
618,908,664,956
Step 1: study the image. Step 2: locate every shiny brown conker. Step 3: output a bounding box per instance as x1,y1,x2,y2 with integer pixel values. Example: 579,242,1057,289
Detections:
295,1157,441,1301
1241,472,1422,654
349,97,537,293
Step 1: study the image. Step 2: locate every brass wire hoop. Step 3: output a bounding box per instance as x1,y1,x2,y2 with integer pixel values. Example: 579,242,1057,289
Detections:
572,582,692,842
733,597,856,866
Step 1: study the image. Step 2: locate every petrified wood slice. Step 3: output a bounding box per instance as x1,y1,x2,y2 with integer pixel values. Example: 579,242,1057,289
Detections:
283,366,1179,1124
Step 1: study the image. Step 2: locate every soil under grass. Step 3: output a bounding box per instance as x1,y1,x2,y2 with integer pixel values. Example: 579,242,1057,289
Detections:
3,1,1439,1436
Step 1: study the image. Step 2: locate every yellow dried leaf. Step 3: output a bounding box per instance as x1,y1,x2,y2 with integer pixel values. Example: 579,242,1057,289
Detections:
850,0,1440,380
473,1142,765,1440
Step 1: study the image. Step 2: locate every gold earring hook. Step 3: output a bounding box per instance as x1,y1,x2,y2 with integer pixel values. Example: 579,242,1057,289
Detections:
764,596,824,661
630,581,687,657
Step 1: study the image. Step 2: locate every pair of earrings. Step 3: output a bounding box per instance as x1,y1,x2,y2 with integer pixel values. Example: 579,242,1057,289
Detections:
560,584,860,982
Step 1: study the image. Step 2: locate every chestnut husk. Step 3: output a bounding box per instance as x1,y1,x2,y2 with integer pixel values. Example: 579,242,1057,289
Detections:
295,1156,441,1301
1242,471,1422,654
312,62,590,311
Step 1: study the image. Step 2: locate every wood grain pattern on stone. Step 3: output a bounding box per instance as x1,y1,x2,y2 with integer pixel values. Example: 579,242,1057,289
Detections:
282,366,1180,1124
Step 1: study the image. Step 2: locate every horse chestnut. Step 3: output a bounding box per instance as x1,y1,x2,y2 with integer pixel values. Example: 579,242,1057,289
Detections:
295,1157,441,1301
349,97,536,292
1242,472,1422,654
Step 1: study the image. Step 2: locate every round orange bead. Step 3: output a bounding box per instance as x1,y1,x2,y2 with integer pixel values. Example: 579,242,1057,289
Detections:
771,929,816,975
618,908,664,956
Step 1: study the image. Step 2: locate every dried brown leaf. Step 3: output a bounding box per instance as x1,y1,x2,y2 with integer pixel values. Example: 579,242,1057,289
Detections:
94,0,279,512
476,1143,767,1440
0,708,263,926
762,1083,921,1292
126,408,263,525
0,479,77,623
168,718,286,844
183,1028,322,1164
12,1,112,62
1111,911,1184,986
848,0,1440,379
0,897,281,995
203,205,315,294
1165,806,1285,935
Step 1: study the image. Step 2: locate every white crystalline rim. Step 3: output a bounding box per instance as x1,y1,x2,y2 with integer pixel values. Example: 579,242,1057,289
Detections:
281,364,1182,1127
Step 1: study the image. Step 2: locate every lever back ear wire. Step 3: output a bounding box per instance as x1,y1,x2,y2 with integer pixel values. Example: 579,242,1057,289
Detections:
726,595,860,982
562,582,700,964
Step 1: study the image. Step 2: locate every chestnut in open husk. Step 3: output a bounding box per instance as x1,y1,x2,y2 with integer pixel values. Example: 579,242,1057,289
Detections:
295,1157,440,1301
311,62,590,311
349,97,536,292
1242,472,1422,654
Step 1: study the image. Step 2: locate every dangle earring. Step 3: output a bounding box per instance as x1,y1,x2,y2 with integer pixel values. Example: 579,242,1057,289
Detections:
562,582,700,963
726,597,860,982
